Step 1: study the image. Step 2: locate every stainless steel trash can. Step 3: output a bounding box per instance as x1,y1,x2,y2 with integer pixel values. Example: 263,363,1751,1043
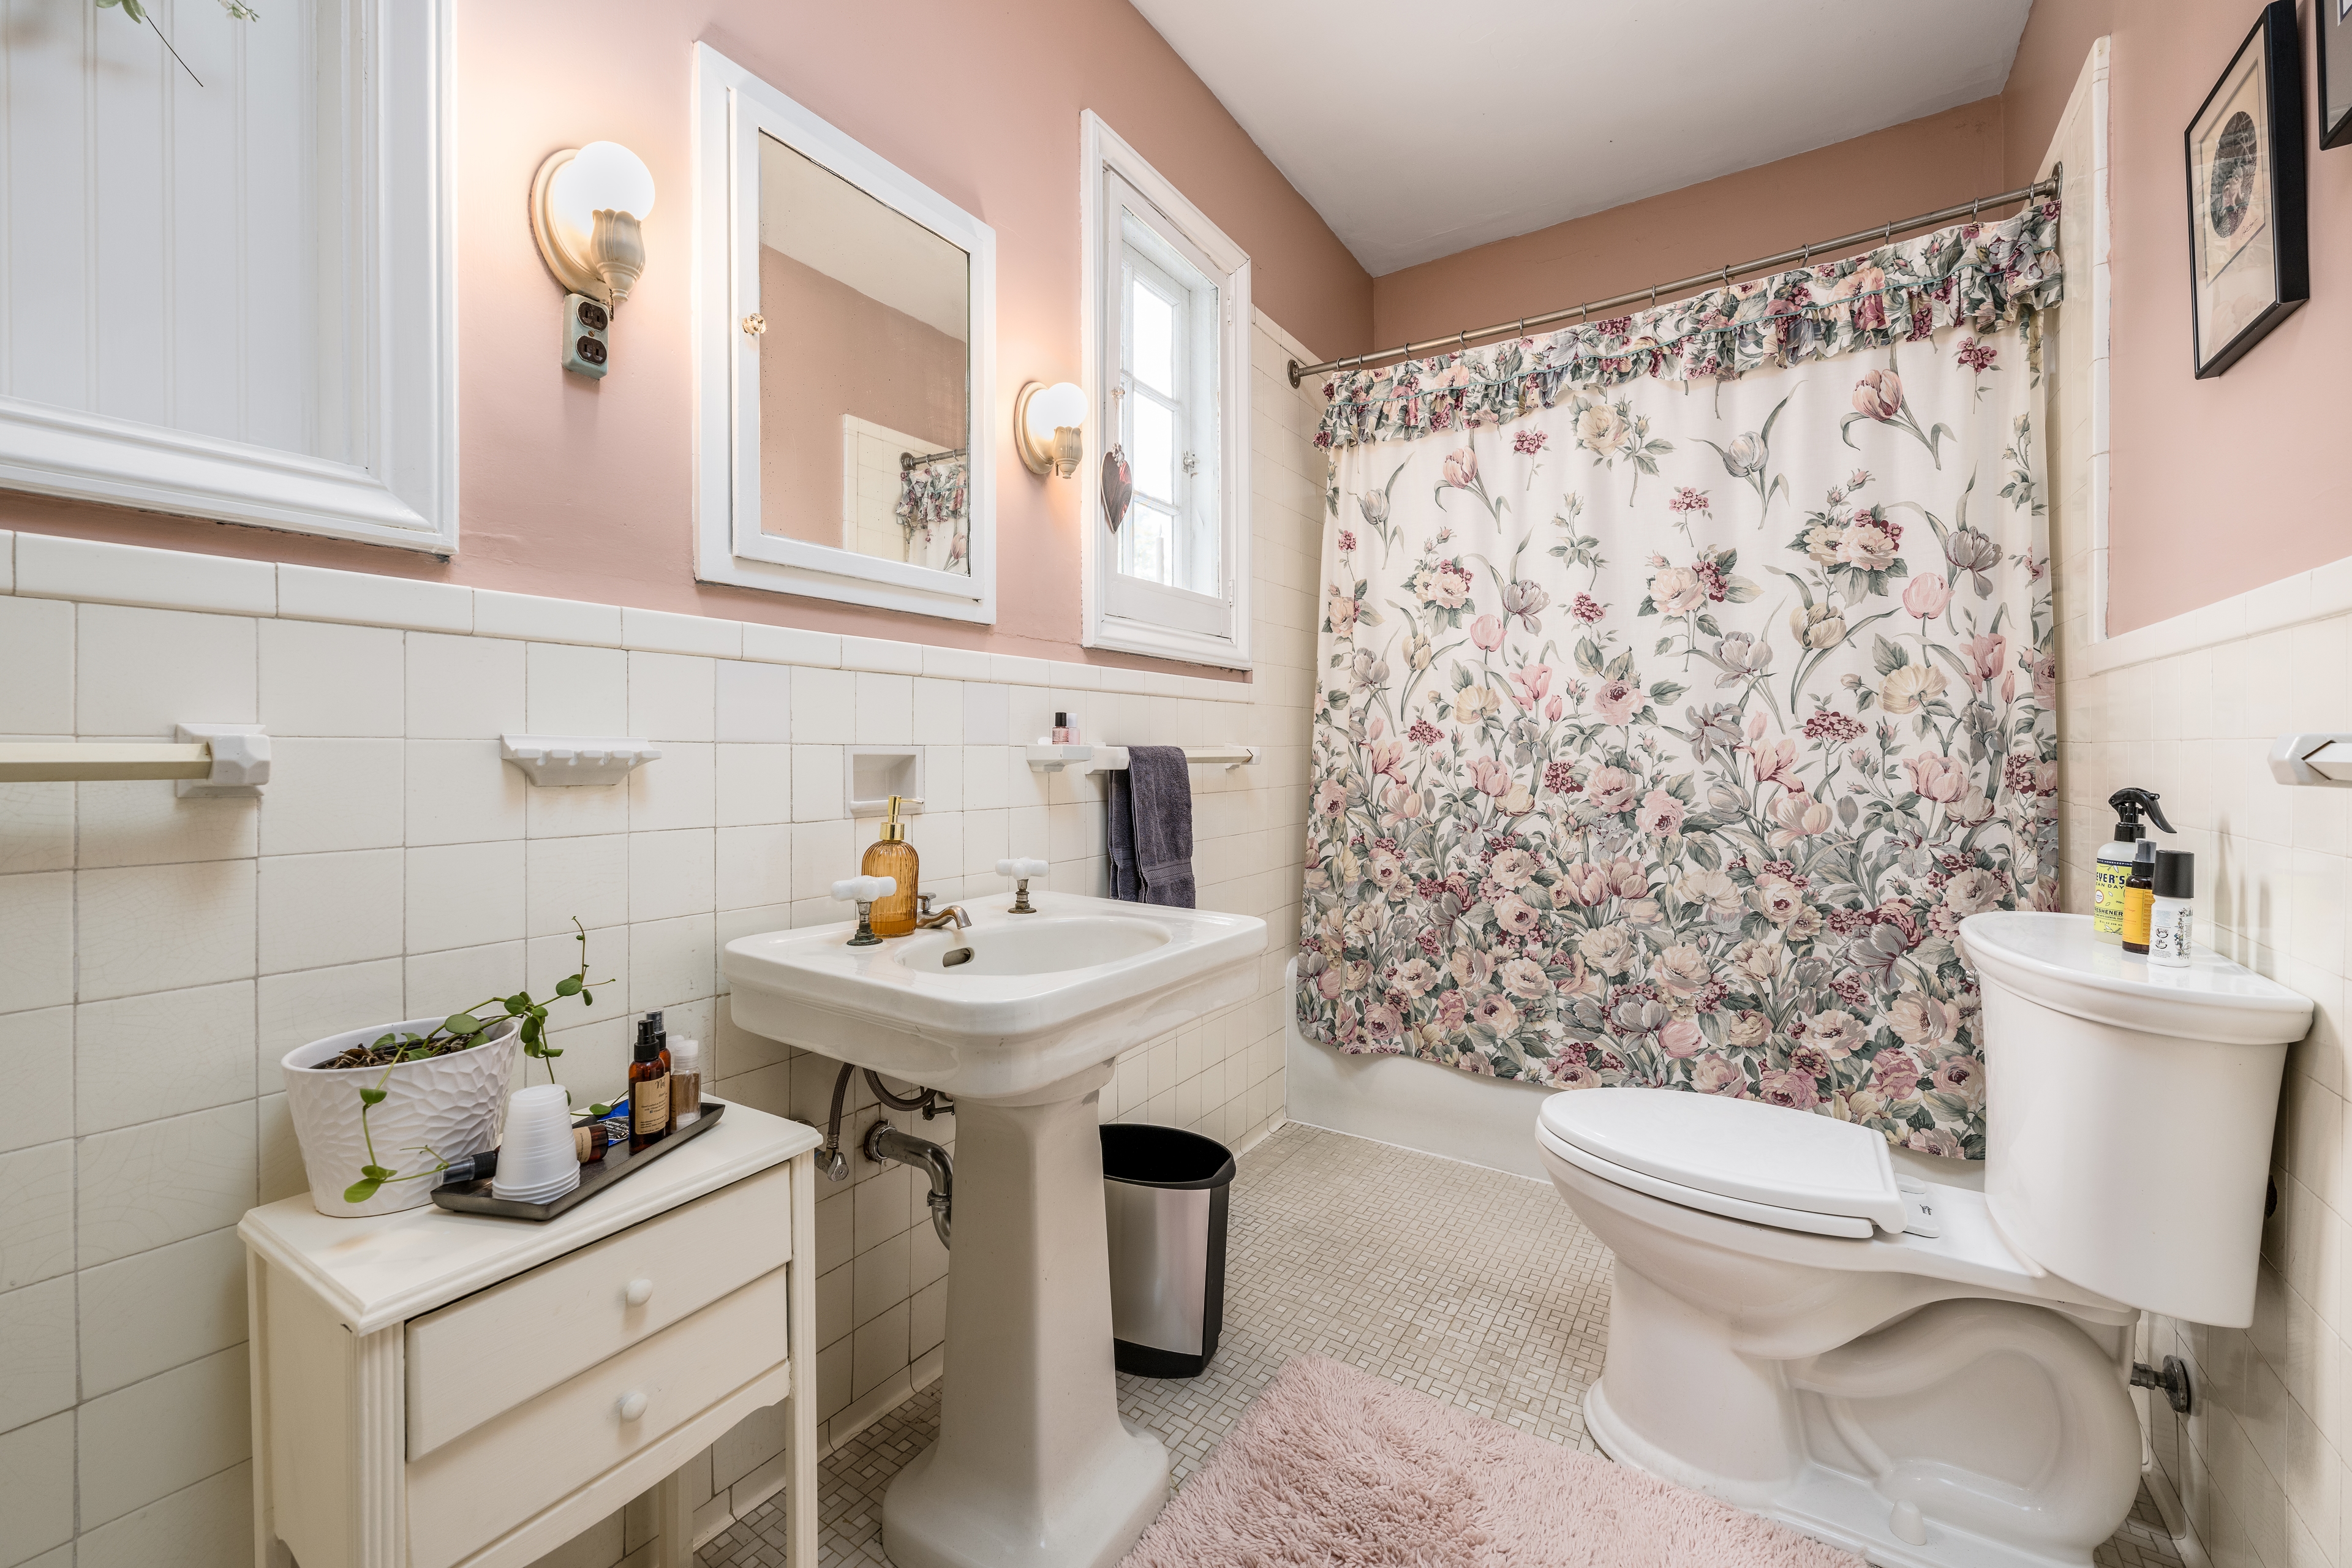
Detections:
1101,1124,1235,1378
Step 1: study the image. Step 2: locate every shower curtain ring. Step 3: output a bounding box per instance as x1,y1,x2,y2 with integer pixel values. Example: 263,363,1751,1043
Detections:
1973,195,1983,222
1649,284,1657,309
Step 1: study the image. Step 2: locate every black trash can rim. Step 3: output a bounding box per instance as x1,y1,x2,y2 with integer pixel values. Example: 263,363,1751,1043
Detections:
1101,1123,1235,1191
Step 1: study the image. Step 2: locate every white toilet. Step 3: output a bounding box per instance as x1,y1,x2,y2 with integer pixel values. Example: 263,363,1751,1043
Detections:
1537,911,2313,1568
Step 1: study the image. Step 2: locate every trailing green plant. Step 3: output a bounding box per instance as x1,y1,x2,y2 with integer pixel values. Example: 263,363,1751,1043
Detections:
339,919,614,1204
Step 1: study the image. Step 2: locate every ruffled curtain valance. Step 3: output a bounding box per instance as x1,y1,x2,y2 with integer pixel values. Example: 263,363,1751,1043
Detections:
1314,202,2061,452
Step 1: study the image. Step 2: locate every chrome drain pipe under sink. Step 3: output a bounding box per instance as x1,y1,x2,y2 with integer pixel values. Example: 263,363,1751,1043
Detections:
867,1121,953,1248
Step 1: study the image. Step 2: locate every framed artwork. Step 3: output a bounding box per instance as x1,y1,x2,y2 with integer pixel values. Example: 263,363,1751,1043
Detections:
2185,1,2307,379
2323,0,2352,148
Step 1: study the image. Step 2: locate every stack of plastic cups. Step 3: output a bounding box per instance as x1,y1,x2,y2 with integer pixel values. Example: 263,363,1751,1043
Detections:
491,1084,582,1204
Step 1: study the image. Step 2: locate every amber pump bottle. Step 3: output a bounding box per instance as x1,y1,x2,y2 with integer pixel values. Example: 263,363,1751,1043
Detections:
628,1011,672,1152
862,795,920,937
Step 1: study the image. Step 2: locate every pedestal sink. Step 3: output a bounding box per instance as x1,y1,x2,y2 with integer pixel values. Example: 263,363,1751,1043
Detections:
723,891,1267,1568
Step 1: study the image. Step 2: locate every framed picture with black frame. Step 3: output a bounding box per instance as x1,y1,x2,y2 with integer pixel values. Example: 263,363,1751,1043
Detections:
2321,0,2352,148
2185,0,2308,379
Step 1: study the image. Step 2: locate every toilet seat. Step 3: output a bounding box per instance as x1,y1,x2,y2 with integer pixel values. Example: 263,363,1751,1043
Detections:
1538,1087,1909,1237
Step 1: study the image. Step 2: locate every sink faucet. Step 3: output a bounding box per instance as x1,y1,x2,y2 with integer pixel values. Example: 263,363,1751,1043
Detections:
914,894,971,931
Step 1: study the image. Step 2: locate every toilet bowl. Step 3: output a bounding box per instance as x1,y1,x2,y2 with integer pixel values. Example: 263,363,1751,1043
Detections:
1539,913,2313,1568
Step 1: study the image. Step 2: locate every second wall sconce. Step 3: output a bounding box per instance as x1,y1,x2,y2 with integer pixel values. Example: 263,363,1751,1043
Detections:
531,141,658,379
1014,381,1087,477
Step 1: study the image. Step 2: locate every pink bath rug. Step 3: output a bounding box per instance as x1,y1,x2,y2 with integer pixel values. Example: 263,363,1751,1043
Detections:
1120,1355,1860,1567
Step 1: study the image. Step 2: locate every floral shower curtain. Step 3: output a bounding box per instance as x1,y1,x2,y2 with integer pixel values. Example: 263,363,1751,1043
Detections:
1298,205,2060,1158
895,455,970,574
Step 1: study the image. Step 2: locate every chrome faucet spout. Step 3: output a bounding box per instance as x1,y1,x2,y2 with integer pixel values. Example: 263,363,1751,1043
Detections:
914,903,971,931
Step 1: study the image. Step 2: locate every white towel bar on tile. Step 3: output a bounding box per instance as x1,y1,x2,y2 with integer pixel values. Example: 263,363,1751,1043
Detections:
1023,744,1258,774
0,725,271,796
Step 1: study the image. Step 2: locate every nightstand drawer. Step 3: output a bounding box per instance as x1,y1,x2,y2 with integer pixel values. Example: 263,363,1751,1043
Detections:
405,1265,790,1568
406,1160,792,1457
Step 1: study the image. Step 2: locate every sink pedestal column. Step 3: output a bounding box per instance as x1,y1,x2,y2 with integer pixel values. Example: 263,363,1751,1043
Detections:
883,1062,1169,1568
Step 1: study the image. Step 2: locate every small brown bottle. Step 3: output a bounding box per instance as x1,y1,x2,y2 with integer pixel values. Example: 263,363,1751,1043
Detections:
628,1012,672,1152
862,796,921,938
2121,840,2158,955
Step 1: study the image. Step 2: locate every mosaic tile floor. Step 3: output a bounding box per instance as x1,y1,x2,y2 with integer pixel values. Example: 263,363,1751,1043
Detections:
696,1121,2183,1568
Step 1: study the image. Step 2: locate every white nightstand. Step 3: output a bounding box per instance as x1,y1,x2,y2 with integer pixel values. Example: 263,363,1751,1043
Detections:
238,1102,823,1568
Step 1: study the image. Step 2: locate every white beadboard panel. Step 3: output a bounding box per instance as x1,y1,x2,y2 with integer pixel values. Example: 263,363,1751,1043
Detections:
258,619,405,737
75,603,257,737
473,590,624,647
75,1226,246,1400
75,860,256,1001
74,1343,251,1529
75,1102,257,1269
17,533,276,617
277,565,472,634
75,981,256,1136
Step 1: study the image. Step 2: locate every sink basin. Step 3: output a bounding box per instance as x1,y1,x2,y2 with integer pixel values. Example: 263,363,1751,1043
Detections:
724,889,1267,1568
722,892,1265,1101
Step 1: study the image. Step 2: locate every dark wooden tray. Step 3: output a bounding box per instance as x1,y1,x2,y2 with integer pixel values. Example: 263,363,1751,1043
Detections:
432,1101,728,1221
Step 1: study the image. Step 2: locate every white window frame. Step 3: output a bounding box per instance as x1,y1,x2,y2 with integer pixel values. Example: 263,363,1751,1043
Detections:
1079,111,1250,668
0,1,458,553
693,44,997,623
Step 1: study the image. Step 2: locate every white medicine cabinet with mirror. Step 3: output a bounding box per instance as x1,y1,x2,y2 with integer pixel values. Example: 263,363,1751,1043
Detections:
1080,112,1252,669
694,45,998,621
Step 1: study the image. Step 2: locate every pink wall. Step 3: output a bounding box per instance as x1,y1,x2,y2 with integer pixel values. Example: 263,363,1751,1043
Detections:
0,0,1372,671
757,248,965,549
1370,100,2007,350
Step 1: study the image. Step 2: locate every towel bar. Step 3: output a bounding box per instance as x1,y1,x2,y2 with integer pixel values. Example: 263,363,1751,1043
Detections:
0,725,271,795
1024,744,1258,775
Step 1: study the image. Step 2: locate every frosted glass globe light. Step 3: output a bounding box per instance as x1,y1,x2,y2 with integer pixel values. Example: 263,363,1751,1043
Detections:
549,141,657,243
1024,381,1088,444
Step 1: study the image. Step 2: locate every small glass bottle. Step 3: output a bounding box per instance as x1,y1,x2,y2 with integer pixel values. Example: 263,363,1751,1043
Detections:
2120,840,2158,955
669,1036,703,1128
628,1012,671,1152
862,796,921,937
2147,850,2195,969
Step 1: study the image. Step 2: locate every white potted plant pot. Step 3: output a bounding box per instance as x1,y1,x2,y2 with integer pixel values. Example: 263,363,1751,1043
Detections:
282,1015,523,1218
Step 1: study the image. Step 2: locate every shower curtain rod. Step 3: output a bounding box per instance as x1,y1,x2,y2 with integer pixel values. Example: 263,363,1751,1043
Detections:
1286,173,2060,388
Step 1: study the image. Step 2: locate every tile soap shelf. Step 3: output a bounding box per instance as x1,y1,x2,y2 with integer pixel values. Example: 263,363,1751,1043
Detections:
1024,743,1258,775
499,734,662,786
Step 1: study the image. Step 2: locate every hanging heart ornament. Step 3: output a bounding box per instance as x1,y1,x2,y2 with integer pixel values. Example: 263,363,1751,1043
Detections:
1101,445,1133,533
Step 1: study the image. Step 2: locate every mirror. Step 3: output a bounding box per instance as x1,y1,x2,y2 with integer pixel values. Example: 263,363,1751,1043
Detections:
757,134,971,575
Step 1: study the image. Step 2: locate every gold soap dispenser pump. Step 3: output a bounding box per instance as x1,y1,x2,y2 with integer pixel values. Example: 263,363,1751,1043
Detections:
862,795,919,937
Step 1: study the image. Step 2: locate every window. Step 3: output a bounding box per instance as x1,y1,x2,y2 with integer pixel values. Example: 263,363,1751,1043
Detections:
1082,114,1251,668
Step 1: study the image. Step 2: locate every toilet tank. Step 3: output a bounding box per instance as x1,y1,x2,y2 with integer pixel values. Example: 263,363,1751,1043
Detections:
1961,912,2312,1328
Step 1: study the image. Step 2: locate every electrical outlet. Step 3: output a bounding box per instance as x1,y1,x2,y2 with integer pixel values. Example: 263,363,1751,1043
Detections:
562,292,610,379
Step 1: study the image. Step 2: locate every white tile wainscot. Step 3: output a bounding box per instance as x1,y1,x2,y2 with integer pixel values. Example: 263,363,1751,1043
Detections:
238,1104,821,1568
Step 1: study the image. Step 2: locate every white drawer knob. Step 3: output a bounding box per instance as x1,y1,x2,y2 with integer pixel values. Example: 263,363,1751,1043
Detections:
624,1278,654,1307
617,1390,649,1422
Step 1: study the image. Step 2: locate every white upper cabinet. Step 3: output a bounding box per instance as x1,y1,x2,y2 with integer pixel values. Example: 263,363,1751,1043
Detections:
0,1,456,552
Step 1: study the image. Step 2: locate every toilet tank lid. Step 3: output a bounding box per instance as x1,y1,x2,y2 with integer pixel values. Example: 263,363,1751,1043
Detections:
1959,913,2313,1046
1539,1088,1905,1234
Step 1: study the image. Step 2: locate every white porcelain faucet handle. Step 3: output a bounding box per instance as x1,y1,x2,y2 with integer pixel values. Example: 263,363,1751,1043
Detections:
996,858,1049,879
831,875,898,903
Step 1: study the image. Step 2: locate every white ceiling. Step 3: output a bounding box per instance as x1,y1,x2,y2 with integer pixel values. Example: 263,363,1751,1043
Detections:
1127,0,2034,276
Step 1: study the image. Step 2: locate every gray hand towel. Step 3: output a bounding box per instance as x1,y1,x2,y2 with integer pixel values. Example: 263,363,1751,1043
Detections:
1106,767,1141,902
1123,745,1194,908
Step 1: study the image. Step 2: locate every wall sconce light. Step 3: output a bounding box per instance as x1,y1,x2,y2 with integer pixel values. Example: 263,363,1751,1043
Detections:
1014,381,1087,477
530,141,657,379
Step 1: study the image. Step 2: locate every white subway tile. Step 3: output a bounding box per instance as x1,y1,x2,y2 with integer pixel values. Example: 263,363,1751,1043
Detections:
630,827,716,923
0,783,70,875
73,1455,252,1568
841,636,922,675
526,931,630,1039
256,959,405,1091
257,850,404,976
525,833,631,937
524,776,630,840
76,1226,245,1400
716,824,793,912
742,622,839,666
76,861,254,1001
17,534,274,617
407,840,526,953
526,642,628,735
791,820,856,902
405,738,527,846
74,780,255,870
403,942,526,1022
74,1343,250,1528
960,683,1009,746
629,915,717,1012
75,1102,254,1269
920,646,990,682
791,667,855,744
854,674,914,744
0,596,72,734
792,746,843,824
258,619,403,737
622,606,741,659
0,1140,72,1289
75,981,254,1135
279,564,469,634
77,604,255,737
911,679,962,747
629,652,717,742
1048,660,1100,690
717,744,793,827
0,1007,72,1155
717,660,793,742
260,737,404,856
628,742,716,832
406,631,526,739
0,1274,76,1431
473,589,622,647
991,654,1049,687
0,1411,74,1566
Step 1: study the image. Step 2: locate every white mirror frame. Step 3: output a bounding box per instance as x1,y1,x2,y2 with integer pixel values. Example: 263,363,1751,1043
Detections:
692,44,997,622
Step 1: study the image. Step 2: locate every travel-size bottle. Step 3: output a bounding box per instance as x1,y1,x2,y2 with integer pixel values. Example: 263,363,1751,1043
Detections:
669,1036,703,1128
2148,850,2196,969
861,796,920,937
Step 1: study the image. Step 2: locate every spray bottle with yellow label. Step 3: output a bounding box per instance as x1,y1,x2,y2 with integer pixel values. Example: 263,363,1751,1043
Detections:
2094,788,2174,944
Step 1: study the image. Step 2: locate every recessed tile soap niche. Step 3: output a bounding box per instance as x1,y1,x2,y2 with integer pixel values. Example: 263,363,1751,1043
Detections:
845,745,924,816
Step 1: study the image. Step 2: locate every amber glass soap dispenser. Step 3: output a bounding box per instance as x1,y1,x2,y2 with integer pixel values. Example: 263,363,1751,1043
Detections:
862,795,919,937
